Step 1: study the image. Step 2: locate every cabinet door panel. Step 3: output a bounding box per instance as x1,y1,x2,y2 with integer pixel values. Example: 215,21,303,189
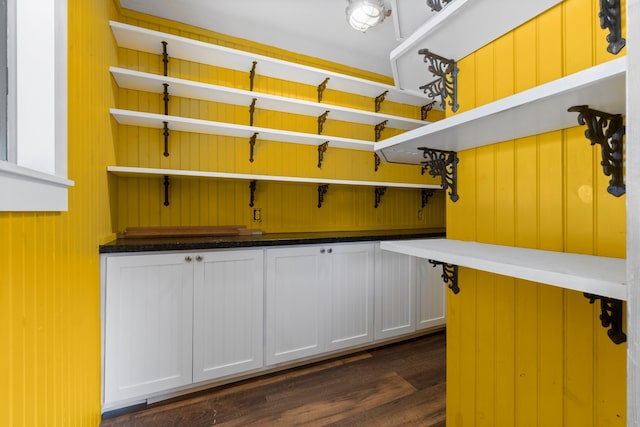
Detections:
416,258,446,330
104,254,193,405
193,250,264,382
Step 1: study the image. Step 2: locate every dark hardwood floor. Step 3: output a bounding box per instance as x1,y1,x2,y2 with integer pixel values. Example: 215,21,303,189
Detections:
101,331,446,426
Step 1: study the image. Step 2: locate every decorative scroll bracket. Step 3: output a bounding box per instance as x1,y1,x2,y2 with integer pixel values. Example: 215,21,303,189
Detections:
375,120,388,142
374,187,387,208
161,41,169,76
599,0,625,55
318,110,330,135
249,132,259,163
317,184,329,208
318,77,330,103
375,91,388,112
249,61,257,91
428,260,459,294
163,175,170,207
249,98,257,126
419,147,459,202
568,105,625,197
163,83,170,115
374,153,381,172
418,49,459,113
421,101,436,121
249,180,257,208
421,190,434,208
317,141,329,169
584,293,626,344
426,0,453,12
162,121,170,157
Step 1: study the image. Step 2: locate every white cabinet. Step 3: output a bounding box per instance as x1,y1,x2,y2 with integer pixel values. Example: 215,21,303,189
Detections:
265,243,374,365
103,249,263,408
415,258,446,330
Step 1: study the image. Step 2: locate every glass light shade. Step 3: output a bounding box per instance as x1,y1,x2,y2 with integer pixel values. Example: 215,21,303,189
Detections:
346,0,385,32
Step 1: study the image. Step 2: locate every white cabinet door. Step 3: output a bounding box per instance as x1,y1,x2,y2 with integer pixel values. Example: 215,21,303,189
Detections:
326,243,374,351
104,253,193,406
193,249,264,383
416,258,446,330
374,245,416,340
265,245,325,365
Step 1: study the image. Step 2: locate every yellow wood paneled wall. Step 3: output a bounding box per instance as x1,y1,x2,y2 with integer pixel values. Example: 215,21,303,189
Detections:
112,12,445,233
446,0,627,425
0,1,119,425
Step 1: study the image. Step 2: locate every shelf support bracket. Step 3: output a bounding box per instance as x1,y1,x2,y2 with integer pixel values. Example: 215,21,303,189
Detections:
249,132,259,163
318,77,330,102
317,110,330,135
421,190,434,208
426,0,453,12
584,293,626,344
599,0,626,54
375,120,388,142
317,141,329,169
249,180,257,208
419,147,459,202
421,101,436,121
428,260,459,294
249,98,257,126
374,186,386,208
249,61,257,91
374,153,381,172
162,121,170,157
163,175,170,207
163,83,170,115
418,49,459,113
568,105,625,197
317,184,329,208
375,91,388,112
161,41,169,76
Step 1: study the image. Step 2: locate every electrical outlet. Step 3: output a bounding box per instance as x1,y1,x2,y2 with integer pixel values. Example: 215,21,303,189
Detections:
417,209,423,221
253,208,262,222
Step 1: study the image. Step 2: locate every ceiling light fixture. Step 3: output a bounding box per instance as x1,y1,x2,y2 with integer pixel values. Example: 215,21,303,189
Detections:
345,0,390,32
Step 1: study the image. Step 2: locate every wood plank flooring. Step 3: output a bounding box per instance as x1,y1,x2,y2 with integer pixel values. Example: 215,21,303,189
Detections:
101,331,446,426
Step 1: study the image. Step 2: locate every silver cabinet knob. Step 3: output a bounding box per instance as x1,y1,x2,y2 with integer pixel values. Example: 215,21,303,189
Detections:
327,248,332,254
185,256,192,262
320,249,326,254
195,255,203,262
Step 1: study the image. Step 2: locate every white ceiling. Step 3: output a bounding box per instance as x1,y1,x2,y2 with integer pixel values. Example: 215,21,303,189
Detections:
119,0,436,78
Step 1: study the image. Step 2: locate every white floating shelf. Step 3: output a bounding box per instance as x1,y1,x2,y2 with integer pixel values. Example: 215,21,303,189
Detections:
380,239,627,300
107,166,442,190
110,108,375,152
377,57,627,164
390,0,563,97
110,67,429,131
110,21,430,107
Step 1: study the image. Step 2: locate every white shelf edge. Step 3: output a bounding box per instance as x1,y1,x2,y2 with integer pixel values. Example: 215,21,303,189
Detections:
109,67,429,131
110,108,377,152
376,57,627,164
380,239,627,300
107,166,442,190
109,21,431,107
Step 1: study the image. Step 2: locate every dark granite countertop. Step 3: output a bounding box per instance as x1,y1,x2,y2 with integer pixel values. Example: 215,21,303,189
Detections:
99,227,446,253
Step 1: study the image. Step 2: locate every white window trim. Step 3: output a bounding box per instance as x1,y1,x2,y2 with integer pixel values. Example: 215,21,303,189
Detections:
0,0,73,211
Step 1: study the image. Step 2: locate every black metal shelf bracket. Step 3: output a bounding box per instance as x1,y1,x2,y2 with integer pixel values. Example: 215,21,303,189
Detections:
599,0,625,55
317,141,329,169
163,83,170,115
375,120,388,142
161,41,169,76
375,91,388,112
317,184,329,208
249,98,257,126
374,153,381,172
163,175,170,207
421,101,436,121
374,187,386,208
318,77,330,102
318,110,330,135
426,0,453,12
249,180,257,208
249,132,259,163
249,61,257,91
568,105,625,197
428,260,459,294
421,190,434,208
418,49,459,113
162,121,170,157
584,293,626,344
419,147,459,202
